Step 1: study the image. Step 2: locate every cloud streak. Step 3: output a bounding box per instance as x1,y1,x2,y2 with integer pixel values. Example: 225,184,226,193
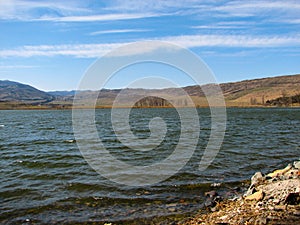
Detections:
89,29,150,35
0,0,88,20
36,13,162,22
1,34,300,58
1,0,300,30
0,0,163,21
0,64,38,69
164,34,300,48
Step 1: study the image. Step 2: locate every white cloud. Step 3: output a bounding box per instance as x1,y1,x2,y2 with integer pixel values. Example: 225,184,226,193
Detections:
1,34,300,58
163,34,300,48
89,29,150,35
1,0,299,27
0,0,166,21
38,13,160,22
0,64,38,69
280,19,300,24
104,0,201,12
0,43,122,58
0,0,87,20
192,25,240,29
215,0,300,17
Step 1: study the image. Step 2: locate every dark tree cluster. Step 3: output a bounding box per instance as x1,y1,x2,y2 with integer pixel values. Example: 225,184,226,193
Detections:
134,96,172,108
266,94,300,106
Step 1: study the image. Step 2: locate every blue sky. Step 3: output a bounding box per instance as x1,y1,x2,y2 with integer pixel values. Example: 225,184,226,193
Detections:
0,0,300,91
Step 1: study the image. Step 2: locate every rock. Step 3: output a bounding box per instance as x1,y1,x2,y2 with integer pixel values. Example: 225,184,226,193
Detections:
168,207,176,212
266,164,292,178
245,190,264,201
245,187,256,197
255,217,267,224
211,182,221,187
166,203,177,207
274,205,286,211
272,199,280,205
64,139,76,143
181,161,300,225
293,210,300,216
251,172,265,186
205,190,218,198
219,215,228,221
285,192,300,205
294,161,300,169
204,198,215,208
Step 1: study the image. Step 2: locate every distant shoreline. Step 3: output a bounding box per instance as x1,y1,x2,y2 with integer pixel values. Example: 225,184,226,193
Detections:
1,74,300,110
1,104,300,110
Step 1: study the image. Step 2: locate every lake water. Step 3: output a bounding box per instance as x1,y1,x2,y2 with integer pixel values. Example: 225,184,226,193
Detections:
0,108,299,224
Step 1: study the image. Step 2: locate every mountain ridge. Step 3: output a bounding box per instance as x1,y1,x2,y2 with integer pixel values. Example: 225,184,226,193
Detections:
1,73,300,108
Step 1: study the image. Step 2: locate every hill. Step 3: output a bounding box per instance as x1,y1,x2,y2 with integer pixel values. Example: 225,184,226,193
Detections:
219,74,300,106
1,74,300,109
0,80,54,104
73,74,300,107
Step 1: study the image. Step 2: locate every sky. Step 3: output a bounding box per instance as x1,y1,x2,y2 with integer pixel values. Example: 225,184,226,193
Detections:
0,0,300,91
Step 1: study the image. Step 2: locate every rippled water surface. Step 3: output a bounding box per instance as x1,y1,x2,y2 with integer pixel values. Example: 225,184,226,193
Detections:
0,108,299,224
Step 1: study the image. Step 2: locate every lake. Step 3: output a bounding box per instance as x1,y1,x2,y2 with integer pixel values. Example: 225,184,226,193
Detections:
0,108,299,224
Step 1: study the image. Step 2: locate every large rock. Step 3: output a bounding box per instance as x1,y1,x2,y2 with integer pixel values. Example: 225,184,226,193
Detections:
245,190,264,201
294,161,300,170
251,171,265,186
266,164,292,178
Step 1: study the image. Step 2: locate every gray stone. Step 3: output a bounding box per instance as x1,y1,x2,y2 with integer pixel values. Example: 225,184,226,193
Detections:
251,172,265,186
293,161,300,169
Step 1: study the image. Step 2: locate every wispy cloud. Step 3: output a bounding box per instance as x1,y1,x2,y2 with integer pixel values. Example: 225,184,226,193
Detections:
0,43,122,58
0,0,88,20
192,25,241,30
89,29,150,35
215,0,300,17
2,0,300,28
1,34,300,58
0,64,38,69
0,0,166,22
163,34,300,48
36,13,162,22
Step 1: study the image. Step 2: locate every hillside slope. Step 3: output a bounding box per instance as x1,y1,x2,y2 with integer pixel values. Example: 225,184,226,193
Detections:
0,80,54,103
219,74,300,106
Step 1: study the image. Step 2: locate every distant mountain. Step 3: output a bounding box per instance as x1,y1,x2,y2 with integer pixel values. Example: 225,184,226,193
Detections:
73,74,300,107
47,90,76,96
0,80,54,103
1,73,300,108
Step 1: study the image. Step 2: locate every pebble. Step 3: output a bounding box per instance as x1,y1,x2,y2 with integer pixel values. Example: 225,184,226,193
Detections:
166,203,177,207
211,182,221,187
274,205,286,211
219,215,228,220
168,207,176,212
64,139,76,143
293,211,300,216
204,190,217,198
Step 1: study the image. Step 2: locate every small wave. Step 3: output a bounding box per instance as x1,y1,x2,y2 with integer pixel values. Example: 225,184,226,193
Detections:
0,125,5,128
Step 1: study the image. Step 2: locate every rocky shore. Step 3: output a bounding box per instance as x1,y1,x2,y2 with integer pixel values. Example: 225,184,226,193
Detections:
180,161,300,225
